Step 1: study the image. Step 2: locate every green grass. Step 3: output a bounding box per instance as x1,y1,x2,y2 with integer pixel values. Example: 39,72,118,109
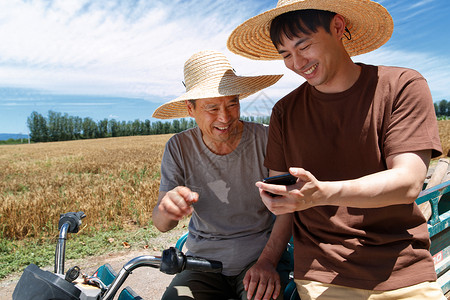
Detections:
0,225,160,280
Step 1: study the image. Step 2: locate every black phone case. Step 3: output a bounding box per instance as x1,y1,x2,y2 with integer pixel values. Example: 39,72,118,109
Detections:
263,173,297,185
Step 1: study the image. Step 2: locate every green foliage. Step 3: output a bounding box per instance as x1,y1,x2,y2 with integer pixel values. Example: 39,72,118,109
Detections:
434,99,450,117
25,110,272,143
26,110,201,142
0,138,30,145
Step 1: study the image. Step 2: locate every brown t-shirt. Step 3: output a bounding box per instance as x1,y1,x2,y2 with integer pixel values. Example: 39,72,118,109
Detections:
265,64,442,290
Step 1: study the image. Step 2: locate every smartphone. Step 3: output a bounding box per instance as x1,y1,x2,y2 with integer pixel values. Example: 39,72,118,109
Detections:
263,173,297,185
262,173,297,197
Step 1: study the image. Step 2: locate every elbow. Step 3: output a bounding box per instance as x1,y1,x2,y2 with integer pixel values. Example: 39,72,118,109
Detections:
403,179,424,204
154,223,170,233
152,209,176,233
152,217,173,233
152,207,168,233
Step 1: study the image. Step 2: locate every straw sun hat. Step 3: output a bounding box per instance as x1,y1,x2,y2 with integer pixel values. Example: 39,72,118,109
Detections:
227,0,394,60
152,50,283,119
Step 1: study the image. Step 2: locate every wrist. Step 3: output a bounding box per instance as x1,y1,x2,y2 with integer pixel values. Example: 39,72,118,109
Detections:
324,181,343,206
257,252,279,267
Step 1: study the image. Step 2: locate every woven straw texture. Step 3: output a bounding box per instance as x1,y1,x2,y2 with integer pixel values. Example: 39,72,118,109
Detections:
152,50,282,119
227,0,393,60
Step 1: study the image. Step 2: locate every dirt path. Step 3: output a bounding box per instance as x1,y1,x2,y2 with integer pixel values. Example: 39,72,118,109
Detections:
0,219,189,300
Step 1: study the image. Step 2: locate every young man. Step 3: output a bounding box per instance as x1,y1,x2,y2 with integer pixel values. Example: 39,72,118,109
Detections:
152,50,289,300
227,1,444,299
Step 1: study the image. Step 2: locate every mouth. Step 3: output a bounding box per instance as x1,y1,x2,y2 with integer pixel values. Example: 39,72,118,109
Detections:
303,63,318,75
214,125,229,132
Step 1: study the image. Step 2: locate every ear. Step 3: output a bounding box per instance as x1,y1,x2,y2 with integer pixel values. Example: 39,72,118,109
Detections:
185,100,195,117
331,14,347,40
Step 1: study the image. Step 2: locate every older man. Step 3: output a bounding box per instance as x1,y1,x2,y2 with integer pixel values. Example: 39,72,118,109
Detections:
152,50,289,300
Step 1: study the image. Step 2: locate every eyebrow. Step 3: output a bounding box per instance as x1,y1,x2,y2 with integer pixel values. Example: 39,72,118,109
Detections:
204,104,218,109
277,37,310,54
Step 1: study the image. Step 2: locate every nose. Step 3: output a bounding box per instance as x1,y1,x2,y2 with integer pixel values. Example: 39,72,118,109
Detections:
217,107,231,123
292,52,307,72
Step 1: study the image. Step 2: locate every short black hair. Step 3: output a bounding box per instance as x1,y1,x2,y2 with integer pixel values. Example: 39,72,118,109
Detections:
270,9,337,48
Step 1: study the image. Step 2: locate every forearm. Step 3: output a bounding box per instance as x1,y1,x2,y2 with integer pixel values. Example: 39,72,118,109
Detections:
152,205,179,232
152,191,179,232
258,213,292,266
322,151,430,208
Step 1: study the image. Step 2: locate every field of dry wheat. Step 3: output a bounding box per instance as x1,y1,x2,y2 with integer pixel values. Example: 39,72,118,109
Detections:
1,120,449,241
439,120,450,157
0,134,172,239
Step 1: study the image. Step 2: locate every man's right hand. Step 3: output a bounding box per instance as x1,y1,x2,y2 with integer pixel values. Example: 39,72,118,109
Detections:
157,186,199,221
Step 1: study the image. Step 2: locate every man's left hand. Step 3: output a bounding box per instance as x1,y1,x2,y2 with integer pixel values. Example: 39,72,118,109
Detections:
243,258,281,300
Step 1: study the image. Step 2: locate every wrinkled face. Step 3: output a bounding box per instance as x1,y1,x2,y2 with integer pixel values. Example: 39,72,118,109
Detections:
276,18,344,92
186,95,241,146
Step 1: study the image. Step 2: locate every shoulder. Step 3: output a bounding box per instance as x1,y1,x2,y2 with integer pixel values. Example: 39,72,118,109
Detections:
165,127,200,150
361,63,425,84
273,82,309,113
243,120,268,139
244,121,268,134
378,65,424,79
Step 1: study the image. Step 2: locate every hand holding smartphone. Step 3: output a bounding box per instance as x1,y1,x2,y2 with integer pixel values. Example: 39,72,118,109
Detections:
262,173,297,197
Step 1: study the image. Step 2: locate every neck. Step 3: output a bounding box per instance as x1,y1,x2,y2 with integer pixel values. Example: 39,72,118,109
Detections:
316,55,361,94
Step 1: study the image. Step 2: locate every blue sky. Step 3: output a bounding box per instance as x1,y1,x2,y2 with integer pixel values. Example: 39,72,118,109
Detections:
0,0,449,134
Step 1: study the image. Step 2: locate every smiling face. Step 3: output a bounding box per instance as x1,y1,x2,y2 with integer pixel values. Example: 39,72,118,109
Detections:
186,95,243,154
275,14,352,93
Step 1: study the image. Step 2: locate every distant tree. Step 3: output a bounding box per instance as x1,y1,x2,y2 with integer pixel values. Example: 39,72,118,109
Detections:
82,117,97,139
144,120,151,135
47,110,64,141
163,122,171,134
172,119,180,133
72,116,83,139
188,119,196,129
180,119,188,132
131,119,142,136
438,99,448,116
61,113,74,140
109,119,119,137
97,119,108,138
152,121,163,134
27,111,49,142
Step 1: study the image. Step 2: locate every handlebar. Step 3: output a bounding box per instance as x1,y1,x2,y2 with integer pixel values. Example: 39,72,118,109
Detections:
101,247,222,300
184,255,223,273
55,211,86,274
160,247,222,274
14,212,223,300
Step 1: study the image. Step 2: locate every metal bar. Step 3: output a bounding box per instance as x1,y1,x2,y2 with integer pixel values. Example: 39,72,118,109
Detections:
416,180,450,205
102,255,162,300
54,222,70,274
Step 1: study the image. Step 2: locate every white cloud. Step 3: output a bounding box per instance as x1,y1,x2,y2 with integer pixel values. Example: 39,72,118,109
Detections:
0,0,448,106
0,0,258,99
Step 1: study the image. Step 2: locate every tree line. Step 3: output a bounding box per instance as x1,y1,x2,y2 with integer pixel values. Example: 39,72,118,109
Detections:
26,110,270,143
25,99,449,143
435,99,450,119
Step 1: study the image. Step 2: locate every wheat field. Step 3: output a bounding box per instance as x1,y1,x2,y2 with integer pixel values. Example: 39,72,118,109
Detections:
439,120,450,157
0,135,172,239
1,120,449,240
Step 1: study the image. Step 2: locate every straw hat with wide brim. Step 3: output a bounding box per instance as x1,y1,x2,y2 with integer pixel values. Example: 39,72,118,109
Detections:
152,50,283,119
227,0,393,60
